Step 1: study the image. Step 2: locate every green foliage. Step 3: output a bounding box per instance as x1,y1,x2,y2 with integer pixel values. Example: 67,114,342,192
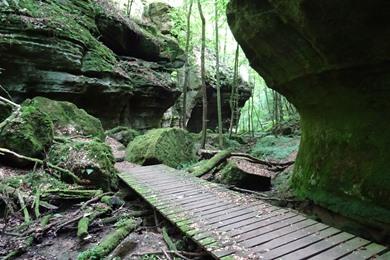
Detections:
251,135,299,161
126,128,196,168
169,6,187,47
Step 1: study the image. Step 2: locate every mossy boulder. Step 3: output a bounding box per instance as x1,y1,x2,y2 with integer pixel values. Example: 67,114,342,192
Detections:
0,102,54,159
105,126,140,146
48,139,118,191
126,128,195,168
27,97,105,140
217,159,271,191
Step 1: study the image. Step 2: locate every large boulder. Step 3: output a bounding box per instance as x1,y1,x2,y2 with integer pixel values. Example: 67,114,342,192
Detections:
227,0,390,227
0,102,54,159
28,97,105,140
48,139,118,191
126,128,196,168
0,0,183,130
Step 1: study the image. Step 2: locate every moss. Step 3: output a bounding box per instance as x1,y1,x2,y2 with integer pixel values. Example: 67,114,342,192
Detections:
126,128,196,168
4,0,117,73
4,170,68,192
26,97,105,140
77,217,138,260
189,150,231,177
48,138,117,190
105,126,140,146
251,135,299,161
0,102,54,158
219,161,245,185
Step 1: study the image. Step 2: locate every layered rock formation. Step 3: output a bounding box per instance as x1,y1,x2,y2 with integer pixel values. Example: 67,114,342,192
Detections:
228,0,390,227
0,0,184,130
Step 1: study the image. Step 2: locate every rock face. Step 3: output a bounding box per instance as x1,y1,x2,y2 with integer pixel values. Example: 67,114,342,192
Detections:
0,0,184,130
164,49,252,132
228,0,390,226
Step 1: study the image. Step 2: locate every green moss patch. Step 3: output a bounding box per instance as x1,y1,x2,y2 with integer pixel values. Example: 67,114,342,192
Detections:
0,102,54,159
251,135,299,161
126,128,196,168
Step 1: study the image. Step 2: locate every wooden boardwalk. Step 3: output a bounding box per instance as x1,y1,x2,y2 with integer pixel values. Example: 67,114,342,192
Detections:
116,163,389,260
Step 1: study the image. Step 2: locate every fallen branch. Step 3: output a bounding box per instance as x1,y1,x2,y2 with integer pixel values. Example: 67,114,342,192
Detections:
17,190,30,223
0,148,82,184
189,150,231,177
77,217,141,260
0,95,19,108
199,149,294,167
162,227,177,251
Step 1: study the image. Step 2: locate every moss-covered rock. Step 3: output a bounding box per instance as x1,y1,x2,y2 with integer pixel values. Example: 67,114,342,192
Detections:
48,138,117,190
217,159,271,191
27,97,105,140
126,128,196,168
0,0,183,130
105,126,140,146
227,0,390,227
0,102,54,159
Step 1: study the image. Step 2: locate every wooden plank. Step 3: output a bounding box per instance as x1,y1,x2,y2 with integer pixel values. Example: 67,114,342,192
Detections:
230,209,294,238
340,243,387,259
239,214,308,246
255,227,341,259
281,232,355,259
310,237,371,260
251,222,329,253
220,208,291,233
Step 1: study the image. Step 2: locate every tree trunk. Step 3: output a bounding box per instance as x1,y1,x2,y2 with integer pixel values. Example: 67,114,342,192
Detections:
229,45,239,137
127,0,134,17
215,0,223,148
198,0,207,149
182,0,193,128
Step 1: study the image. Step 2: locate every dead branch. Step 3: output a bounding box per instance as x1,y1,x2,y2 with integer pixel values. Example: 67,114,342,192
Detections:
0,147,82,184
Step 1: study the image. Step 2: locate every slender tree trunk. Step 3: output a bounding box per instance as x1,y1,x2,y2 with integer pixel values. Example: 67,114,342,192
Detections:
229,44,239,137
127,0,134,17
215,0,223,148
198,0,207,149
223,26,228,64
182,0,193,129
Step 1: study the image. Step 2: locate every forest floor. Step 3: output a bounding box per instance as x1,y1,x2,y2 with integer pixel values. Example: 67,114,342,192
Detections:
0,132,303,260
